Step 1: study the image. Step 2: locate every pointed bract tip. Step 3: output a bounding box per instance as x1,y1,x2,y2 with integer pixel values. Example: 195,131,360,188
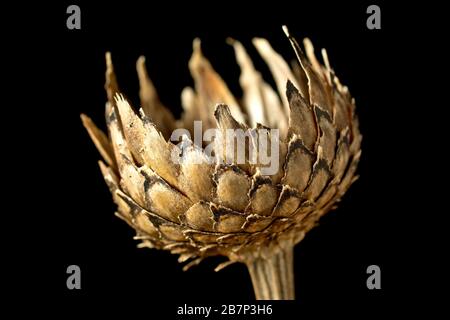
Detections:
98,160,108,171
114,92,126,104
252,37,271,52
193,38,201,52
105,52,113,67
321,48,331,69
303,37,313,47
137,55,146,69
214,103,231,120
286,80,299,101
80,113,92,131
226,37,235,45
80,113,89,123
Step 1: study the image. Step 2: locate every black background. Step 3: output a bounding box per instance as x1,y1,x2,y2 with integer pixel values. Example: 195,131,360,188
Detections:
7,0,431,317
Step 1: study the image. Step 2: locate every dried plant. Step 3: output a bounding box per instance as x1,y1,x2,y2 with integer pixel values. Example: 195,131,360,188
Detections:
81,27,361,300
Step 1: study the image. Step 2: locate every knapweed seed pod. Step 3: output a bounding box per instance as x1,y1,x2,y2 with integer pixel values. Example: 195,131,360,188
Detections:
81,26,361,300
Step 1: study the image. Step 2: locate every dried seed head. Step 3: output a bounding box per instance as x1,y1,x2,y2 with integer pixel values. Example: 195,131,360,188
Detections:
82,27,361,276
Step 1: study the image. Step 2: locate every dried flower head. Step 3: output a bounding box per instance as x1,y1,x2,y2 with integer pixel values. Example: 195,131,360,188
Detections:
81,26,361,300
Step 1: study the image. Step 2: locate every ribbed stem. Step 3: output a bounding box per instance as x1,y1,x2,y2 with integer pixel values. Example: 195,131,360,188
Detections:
246,246,295,300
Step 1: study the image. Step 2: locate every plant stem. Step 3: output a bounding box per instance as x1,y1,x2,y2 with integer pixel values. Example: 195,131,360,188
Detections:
246,245,295,300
